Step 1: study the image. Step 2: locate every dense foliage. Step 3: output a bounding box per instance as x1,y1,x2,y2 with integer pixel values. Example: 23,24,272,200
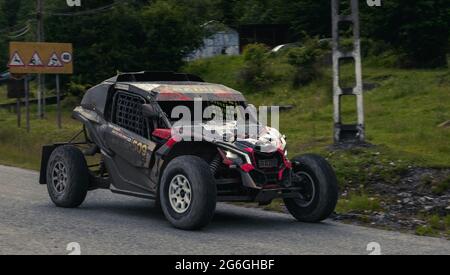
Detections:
361,0,450,68
287,37,328,87
0,0,448,85
238,43,274,89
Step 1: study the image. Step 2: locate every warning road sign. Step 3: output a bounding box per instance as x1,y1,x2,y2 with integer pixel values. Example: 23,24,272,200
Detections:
28,52,44,67
48,52,63,67
8,52,25,67
8,42,73,74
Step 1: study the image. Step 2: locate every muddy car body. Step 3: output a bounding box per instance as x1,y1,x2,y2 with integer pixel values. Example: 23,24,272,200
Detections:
40,72,338,230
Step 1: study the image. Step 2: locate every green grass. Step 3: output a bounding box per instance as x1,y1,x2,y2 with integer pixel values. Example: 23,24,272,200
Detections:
336,193,382,214
0,81,39,104
432,177,450,195
0,105,80,170
417,215,450,239
445,216,450,229
0,85,7,103
416,225,438,237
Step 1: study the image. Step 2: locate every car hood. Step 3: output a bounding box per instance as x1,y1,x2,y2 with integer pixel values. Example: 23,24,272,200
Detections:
171,121,286,153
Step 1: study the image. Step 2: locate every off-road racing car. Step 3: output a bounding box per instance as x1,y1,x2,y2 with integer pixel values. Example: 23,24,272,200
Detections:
40,72,338,230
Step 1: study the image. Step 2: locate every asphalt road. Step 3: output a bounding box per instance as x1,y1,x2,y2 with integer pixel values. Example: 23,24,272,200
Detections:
1,165,449,255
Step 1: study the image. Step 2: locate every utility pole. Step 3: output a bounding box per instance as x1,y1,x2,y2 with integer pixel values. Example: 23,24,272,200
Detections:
331,0,365,143
36,0,45,119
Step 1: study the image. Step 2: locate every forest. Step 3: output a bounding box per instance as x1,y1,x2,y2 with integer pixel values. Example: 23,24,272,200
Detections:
0,0,449,85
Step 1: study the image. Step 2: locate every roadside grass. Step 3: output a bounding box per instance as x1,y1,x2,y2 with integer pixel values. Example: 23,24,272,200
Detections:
184,55,450,168
416,215,450,239
0,81,38,104
336,193,381,214
0,106,80,170
432,176,450,195
415,225,438,237
0,85,6,103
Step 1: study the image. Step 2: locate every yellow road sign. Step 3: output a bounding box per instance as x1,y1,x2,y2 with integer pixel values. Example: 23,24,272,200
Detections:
8,42,73,74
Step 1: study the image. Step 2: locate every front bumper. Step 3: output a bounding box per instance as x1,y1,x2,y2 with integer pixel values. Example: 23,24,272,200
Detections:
241,167,292,190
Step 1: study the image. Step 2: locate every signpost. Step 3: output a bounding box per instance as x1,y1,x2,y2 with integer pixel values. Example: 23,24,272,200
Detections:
7,75,26,129
8,42,73,131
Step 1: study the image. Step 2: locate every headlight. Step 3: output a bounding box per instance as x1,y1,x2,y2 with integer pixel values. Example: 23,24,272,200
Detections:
226,151,240,160
222,149,245,166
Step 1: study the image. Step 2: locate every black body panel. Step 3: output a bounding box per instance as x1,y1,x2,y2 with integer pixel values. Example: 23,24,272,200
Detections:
80,83,111,117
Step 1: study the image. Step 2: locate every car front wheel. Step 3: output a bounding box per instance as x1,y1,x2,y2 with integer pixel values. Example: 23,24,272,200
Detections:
284,154,339,223
160,156,217,230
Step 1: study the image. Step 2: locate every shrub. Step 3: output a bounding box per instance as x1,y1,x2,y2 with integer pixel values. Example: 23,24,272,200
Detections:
287,37,326,87
61,82,91,110
61,95,82,110
67,82,91,99
237,43,274,89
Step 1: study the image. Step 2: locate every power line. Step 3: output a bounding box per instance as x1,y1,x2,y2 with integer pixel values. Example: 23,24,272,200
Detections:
7,25,31,38
43,2,124,17
0,1,129,31
0,21,30,34
8,23,30,34
0,20,35,36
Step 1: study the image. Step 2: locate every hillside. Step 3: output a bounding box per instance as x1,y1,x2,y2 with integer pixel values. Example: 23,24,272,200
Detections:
184,54,450,238
184,55,450,167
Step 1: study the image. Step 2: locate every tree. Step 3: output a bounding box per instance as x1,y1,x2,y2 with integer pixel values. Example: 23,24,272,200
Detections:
361,0,450,68
140,0,205,71
44,0,205,84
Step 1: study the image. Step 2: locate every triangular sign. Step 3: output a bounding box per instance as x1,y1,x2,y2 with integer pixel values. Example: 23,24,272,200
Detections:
47,52,63,67
28,52,44,66
8,52,25,67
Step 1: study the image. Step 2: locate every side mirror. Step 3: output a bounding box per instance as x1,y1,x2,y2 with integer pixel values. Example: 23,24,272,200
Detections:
142,103,160,119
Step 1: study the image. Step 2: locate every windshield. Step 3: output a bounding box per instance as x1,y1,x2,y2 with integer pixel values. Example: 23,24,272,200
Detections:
157,101,255,125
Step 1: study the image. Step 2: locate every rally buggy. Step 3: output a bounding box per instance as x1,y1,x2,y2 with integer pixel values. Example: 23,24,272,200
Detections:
39,71,338,230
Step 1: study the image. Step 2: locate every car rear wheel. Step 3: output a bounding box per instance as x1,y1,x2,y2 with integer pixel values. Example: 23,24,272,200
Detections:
46,145,89,208
160,156,217,230
284,154,338,223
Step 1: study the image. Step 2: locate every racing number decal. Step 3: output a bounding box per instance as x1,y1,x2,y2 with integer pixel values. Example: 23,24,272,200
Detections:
132,140,148,159
109,126,153,167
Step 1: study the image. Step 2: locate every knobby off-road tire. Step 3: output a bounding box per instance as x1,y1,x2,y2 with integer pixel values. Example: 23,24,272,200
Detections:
46,145,89,208
284,154,338,223
160,156,217,230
